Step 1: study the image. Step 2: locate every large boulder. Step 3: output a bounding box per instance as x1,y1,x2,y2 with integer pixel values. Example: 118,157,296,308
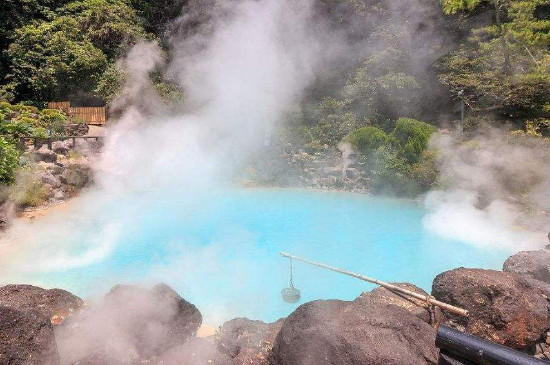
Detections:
358,283,445,325
52,140,69,155
503,249,550,284
0,284,83,325
60,163,91,188
216,318,283,365
33,145,57,163
56,284,202,363
432,268,550,349
65,123,89,136
39,171,62,188
0,306,59,365
271,298,439,365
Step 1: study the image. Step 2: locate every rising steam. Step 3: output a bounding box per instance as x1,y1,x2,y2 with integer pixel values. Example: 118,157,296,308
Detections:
0,0,344,319
423,128,550,251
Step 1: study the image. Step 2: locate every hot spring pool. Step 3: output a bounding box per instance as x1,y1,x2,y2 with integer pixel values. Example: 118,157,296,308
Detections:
4,188,510,324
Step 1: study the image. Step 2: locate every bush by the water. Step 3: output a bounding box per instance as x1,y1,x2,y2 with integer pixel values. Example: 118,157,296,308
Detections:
345,126,393,154
391,118,436,163
346,118,438,195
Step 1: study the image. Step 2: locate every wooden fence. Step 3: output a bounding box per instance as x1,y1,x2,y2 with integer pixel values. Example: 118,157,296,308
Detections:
70,107,106,125
47,102,107,125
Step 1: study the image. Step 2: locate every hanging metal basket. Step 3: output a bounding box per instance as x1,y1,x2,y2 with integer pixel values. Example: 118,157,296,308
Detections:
281,257,301,303
281,286,301,303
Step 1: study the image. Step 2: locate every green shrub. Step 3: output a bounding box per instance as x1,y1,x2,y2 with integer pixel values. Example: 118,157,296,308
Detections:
409,149,439,193
20,182,49,207
346,126,392,154
0,120,32,138
391,118,436,163
39,109,67,135
369,146,413,194
0,137,19,185
292,125,315,146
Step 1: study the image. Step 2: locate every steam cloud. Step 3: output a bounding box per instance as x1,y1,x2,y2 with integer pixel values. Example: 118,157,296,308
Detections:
0,0,345,321
423,128,550,251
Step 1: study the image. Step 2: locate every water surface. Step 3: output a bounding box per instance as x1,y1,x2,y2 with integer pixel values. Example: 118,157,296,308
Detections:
6,189,509,324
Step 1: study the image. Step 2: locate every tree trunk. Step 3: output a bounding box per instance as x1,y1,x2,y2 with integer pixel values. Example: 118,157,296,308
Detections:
494,0,510,74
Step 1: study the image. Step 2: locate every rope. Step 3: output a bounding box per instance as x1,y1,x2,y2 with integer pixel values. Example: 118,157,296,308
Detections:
289,257,294,288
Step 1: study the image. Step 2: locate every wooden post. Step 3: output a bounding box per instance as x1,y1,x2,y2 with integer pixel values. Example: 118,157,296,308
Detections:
279,252,469,317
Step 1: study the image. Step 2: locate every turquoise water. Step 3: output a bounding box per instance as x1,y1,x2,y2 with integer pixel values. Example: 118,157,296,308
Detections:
9,189,510,324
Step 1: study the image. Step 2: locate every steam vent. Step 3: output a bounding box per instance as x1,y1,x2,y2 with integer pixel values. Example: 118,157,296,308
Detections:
2,0,550,364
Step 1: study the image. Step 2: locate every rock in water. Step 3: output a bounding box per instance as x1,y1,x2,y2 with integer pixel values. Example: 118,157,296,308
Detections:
57,283,202,363
0,306,59,365
0,284,83,325
432,268,550,349
503,249,550,284
271,298,438,365
217,318,283,365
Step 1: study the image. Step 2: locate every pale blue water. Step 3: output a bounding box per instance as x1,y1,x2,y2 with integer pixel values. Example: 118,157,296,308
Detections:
17,189,509,324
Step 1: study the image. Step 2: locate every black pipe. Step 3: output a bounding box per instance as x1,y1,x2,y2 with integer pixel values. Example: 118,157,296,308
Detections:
436,325,549,365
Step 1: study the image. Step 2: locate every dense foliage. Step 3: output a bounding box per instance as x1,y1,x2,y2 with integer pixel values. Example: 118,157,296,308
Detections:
342,118,438,195
0,136,19,185
440,0,550,127
0,0,185,104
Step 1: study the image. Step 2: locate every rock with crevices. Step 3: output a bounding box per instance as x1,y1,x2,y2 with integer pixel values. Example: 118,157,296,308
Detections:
432,268,550,349
0,305,59,365
271,297,438,365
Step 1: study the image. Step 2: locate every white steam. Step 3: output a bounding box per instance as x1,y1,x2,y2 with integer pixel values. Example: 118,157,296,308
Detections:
423,129,550,251
0,0,343,320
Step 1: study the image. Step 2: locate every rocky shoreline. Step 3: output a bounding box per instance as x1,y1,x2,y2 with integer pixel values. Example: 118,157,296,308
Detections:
0,135,100,230
2,246,550,365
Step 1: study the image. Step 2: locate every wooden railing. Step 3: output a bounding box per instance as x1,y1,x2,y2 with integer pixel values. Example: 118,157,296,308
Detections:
2,135,104,150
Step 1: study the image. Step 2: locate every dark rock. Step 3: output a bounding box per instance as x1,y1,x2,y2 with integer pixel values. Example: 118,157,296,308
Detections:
56,284,202,363
432,268,550,349
0,284,83,325
0,305,59,365
60,163,91,188
39,171,62,188
103,283,202,356
52,140,69,155
155,338,235,365
65,123,89,136
217,318,283,365
33,145,57,163
271,298,438,365
358,283,445,325
503,249,550,284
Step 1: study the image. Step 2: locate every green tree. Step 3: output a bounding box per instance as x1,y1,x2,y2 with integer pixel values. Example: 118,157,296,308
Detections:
439,0,550,121
391,118,437,163
5,0,149,103
345,126,392,154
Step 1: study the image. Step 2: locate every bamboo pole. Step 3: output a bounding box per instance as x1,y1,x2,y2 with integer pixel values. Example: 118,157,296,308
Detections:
279,252,469,317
